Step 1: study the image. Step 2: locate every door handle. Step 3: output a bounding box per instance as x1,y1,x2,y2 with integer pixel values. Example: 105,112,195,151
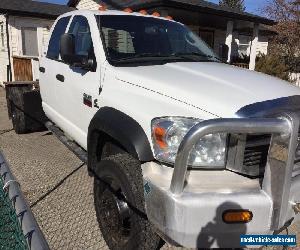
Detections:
56,74,65,82
39,67,45,73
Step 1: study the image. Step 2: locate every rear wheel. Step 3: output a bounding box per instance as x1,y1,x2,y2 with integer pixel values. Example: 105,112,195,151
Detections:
94,153,162,250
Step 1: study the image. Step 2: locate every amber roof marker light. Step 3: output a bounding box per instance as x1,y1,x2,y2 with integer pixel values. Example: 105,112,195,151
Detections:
139,9,148,15
223,210,253,224
98,4,107,11
152,12,161,17
123,8,133,13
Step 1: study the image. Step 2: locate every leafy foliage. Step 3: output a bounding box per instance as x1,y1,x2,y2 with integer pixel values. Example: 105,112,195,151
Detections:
262,0,300,73
219,0,246,11
255,53,290,81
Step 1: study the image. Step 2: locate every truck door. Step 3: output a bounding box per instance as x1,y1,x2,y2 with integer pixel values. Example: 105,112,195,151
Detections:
55,15,101,148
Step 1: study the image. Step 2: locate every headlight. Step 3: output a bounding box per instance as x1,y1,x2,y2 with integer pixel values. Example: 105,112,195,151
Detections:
151,117,227,168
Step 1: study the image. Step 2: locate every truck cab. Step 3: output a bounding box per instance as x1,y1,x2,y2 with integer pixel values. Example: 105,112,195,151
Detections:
39,9,300,249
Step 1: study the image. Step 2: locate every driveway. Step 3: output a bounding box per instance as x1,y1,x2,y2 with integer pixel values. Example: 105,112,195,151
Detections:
0,87,298,249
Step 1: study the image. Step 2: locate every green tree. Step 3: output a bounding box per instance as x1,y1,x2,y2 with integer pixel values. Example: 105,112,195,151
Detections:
219,0,246,11
255,53,289,81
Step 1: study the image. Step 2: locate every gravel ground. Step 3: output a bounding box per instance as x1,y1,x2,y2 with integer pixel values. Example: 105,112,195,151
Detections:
0,86,299,250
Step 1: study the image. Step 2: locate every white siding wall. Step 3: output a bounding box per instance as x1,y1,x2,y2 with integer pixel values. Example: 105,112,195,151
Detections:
0,15,54,85
77,0,100,10
0,15,8,85
257,36,268,55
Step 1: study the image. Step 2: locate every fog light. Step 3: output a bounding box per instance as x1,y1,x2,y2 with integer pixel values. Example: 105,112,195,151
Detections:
223,210,253,224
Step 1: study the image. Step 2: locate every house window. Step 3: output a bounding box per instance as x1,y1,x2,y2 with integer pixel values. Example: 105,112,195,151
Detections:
0,23,4,49
238,35,251,56
21,27,39,56
199,29,214,49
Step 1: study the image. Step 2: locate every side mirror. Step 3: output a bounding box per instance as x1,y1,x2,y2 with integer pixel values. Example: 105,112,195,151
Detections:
219,44,229,63
60,33,96,71
60,33,75,63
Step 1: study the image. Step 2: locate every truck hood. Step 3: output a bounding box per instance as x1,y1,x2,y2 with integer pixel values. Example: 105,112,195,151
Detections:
115,62,300,118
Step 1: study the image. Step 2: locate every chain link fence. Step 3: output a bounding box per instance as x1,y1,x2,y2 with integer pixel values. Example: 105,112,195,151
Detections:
0,176,28,250
0,153,49,250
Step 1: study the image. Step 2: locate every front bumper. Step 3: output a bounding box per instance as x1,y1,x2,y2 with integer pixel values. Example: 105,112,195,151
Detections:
142,114,300,248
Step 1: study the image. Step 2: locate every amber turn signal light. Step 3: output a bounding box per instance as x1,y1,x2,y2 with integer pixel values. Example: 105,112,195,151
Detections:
153,127,167,149
222,210,253,224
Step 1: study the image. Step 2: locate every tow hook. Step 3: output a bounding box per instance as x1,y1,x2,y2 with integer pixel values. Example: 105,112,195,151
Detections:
292,202,300,214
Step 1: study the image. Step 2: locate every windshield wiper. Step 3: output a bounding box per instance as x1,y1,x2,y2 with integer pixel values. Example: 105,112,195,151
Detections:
172,52,220,62
113,53,172,62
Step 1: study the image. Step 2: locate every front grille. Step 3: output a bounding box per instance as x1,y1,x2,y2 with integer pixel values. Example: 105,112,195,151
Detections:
243,135,271,177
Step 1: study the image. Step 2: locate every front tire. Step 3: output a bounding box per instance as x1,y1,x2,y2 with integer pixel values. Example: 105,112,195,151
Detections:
93,153,161,250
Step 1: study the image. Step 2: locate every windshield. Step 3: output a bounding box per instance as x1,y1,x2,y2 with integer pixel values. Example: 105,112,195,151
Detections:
97,15,220,65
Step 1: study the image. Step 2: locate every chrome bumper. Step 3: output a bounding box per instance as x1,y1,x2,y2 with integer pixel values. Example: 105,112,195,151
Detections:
143,114,300,248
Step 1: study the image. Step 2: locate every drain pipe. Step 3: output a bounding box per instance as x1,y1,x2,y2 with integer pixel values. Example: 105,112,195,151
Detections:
5,13,12,82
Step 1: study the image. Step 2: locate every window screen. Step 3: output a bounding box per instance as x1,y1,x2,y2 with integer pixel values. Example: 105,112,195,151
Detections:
22,27,38,56
47,16,71,60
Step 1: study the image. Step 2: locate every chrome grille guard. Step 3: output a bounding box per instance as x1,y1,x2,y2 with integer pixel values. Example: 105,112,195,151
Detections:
171,113,299,230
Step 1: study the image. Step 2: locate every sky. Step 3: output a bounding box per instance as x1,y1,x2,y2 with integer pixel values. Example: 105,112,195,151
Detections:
37,0,268,15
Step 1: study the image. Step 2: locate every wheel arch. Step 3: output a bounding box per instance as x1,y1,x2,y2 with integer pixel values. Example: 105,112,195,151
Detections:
87,107,154,172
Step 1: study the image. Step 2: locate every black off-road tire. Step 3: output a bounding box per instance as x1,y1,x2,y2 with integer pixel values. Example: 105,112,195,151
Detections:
93,153,162,250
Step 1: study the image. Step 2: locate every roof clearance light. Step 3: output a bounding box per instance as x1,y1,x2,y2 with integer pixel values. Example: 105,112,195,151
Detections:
123,8,133,13
152,12,161,17
139,9,148,15
99,5,107,11
166,16,173,20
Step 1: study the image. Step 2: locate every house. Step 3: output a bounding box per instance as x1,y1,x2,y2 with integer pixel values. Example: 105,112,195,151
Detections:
0,0,74,86
68,0,276,70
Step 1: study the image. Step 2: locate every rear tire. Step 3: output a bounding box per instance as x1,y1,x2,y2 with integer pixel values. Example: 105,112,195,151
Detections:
93,153,162,250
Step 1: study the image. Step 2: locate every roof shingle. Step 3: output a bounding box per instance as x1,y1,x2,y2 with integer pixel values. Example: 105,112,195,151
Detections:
67,0,274,25
0,0,75,19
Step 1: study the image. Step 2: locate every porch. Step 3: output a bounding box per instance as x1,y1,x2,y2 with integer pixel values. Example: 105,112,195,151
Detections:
128,0,276,70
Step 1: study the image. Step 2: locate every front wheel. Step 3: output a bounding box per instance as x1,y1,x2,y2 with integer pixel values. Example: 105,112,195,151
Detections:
93,154,162,250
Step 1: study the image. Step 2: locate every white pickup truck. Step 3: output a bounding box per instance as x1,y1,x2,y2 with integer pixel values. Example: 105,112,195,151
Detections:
34,9,300,249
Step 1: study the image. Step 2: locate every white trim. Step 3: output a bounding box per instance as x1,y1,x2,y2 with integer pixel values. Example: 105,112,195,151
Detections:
249,23,259,71
225,21,233,63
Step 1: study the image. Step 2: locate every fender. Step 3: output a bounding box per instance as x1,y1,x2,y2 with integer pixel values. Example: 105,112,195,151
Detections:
88,107,154,167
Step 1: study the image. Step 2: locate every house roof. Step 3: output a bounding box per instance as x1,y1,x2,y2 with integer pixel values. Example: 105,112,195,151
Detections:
0,0,75,19
67,0,275,25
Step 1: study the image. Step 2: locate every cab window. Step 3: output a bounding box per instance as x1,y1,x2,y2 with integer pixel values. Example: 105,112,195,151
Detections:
47,16,71,60
68,15,95,59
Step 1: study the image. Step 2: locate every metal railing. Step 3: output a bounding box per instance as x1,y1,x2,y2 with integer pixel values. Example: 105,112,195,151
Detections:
0,152,49,250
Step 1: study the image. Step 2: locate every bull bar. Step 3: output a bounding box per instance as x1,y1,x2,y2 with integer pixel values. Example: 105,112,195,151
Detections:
171,114,298,230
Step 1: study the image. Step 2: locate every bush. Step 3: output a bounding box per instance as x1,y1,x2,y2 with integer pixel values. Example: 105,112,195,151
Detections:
255,53,289,81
